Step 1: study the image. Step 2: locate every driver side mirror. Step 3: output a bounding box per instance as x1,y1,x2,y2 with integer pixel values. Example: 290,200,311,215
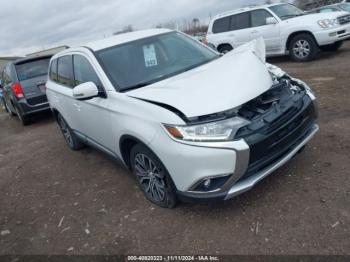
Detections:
73,82,99,100
0,79,3,89
266,17,278,25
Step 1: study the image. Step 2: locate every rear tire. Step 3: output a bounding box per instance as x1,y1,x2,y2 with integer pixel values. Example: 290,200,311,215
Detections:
3,99,15,116
14,105,30,126
57,114,84,150
320,41,343,52
217,44,233,54
130,144,177,208
289,33,318,62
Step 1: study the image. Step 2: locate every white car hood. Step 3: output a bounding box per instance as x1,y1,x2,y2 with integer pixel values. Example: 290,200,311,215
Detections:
127,38,273,119
285,11,349,24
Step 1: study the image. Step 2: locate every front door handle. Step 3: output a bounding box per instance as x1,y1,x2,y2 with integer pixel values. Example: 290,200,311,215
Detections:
251,30,259,34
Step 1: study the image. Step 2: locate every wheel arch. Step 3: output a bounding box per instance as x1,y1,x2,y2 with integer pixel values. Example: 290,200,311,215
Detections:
286,31,318,51
51,107,60,121
217,43,233,52
119,135,150,170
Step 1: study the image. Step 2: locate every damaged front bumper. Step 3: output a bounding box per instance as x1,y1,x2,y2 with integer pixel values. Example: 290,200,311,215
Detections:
177,78,319,203
225,123,318,200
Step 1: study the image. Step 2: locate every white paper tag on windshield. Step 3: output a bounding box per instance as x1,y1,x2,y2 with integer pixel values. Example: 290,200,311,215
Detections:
143,44,158,67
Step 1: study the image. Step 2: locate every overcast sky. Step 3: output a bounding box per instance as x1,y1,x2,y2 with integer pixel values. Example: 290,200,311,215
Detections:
0,0,286,56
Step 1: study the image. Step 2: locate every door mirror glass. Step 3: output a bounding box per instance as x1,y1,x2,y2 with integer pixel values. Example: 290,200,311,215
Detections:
266,17,278,25
0,79,3,88
72,82,99,100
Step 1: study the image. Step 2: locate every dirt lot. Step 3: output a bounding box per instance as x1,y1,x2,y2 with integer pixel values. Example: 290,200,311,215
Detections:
0,43,349,256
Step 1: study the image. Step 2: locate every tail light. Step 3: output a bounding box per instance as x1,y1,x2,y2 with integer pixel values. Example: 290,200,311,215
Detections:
11,82,24,98
203,37,208,45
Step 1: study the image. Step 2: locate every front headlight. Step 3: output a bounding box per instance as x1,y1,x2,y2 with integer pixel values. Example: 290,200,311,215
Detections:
292,78,316,100
318,19,339,29
164,117,250,142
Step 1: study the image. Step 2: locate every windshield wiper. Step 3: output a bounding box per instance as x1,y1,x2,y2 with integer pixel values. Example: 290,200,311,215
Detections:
122,81,156,92
280,14,303,19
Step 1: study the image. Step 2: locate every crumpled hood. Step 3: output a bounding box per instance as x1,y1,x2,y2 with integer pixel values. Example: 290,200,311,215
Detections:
127,38,273,118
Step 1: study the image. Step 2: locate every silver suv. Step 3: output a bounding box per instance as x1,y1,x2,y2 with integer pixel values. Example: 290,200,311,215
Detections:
46,29,319,208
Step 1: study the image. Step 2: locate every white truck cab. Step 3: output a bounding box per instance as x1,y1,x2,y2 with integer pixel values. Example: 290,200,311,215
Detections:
207,3,350,61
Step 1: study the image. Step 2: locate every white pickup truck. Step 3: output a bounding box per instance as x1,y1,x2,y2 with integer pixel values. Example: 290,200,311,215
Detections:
207,3,350,61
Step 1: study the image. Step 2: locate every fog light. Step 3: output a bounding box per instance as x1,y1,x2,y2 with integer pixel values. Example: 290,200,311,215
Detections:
190,175,231,192
203,179,211,188
329,32,337,37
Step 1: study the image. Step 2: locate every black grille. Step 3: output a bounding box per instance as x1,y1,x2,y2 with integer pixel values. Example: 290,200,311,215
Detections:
26,95,48,106
239,97,316,181
338,15,350,25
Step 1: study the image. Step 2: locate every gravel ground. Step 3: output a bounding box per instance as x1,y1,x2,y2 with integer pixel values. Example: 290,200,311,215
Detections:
0,42,349,255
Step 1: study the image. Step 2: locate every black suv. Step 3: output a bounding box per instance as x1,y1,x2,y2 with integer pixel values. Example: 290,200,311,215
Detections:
0,55,51,125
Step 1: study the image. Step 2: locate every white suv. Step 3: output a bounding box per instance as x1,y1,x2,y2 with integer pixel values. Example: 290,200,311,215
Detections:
207,3,350,61
46,29,319,208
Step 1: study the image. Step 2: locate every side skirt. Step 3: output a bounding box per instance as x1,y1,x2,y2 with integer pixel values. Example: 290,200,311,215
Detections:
73,130,126,167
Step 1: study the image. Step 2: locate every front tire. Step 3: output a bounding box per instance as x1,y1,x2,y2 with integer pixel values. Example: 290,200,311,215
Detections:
57,114,84,150
289,34,318,62
130,144,177,208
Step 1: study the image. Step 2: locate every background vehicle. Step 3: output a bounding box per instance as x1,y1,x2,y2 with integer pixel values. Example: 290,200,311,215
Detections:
0,55,52,125
46,29,318,208
207,3,350,61
308,3,350,14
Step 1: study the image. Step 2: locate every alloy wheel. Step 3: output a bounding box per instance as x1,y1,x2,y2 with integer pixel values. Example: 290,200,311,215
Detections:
134,153,166,203
293,40,311,59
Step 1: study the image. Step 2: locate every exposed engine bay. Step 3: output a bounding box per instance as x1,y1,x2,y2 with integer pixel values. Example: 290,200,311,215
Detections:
236,77,308,138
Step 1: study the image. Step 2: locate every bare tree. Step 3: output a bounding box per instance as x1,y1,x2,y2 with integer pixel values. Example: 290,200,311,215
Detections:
113,25,134,35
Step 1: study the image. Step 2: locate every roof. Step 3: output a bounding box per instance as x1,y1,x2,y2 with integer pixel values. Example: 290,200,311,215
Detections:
212,3,284,20
26,45,69,57
84,28,172,51
13,54,53,65
0,57,22,60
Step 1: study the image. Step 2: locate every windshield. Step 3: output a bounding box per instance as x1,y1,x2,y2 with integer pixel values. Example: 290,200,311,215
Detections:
339,3,350,12
97,32,219,92
269,4,304,20
15,58,50,81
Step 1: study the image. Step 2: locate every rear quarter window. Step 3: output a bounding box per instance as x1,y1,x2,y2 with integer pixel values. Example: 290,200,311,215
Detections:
212,16,230,34
3,65,12,85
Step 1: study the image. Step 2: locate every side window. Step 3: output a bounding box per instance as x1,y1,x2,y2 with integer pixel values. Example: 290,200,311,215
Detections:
230,12,251,30
50,59,58,82
212,16,230,34
73,55,102,88
57,55,74,87
319,8,336,13
251,10,274,27
3,65,12,85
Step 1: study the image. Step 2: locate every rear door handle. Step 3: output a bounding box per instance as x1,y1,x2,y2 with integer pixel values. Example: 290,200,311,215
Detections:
52,93,59,103
251,30,258,34
73,102,81,111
